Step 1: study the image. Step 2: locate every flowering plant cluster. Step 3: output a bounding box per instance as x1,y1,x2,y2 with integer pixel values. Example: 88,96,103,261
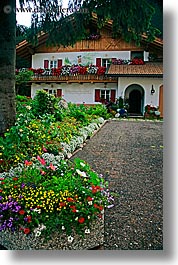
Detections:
86,34,101,40
19,64,106,77
0,158,114,239
144,104,160,118
0,94,109,172
112,58,144,65
144,104,158,113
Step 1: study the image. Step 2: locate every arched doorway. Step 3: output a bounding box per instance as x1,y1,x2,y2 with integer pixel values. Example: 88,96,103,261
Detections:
124,84,144,115
129,90,142,113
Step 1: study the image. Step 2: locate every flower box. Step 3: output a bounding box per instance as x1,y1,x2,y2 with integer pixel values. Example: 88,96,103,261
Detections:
0,215,104,250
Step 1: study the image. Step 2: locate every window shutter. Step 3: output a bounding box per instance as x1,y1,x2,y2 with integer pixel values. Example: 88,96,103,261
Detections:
96,58,101,67
44,60,49,68
95,89,100,102
57,89,62,98
57,59,62,68
110,90,116,102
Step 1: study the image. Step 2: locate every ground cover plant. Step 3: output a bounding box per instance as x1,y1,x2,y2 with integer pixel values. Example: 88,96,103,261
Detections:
0,91,111,172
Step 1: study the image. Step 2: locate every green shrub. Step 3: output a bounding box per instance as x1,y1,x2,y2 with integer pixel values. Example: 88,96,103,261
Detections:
32,90,57,117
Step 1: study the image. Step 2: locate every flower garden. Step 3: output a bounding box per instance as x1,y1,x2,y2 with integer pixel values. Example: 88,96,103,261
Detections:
0,91,114,249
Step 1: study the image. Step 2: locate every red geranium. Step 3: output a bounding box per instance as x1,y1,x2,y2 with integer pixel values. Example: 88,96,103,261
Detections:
24,228,30,234
19,210,25,215
67,197,74,202
70,205,77,213
78,217,85,224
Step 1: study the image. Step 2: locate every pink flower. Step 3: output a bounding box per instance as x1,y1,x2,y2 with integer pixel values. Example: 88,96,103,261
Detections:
37,156,46,165
48,163,56,171
24,160,32,166
42,146,47,152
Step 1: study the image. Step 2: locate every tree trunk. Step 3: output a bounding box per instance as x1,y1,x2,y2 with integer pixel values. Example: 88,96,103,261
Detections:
0,0,16,135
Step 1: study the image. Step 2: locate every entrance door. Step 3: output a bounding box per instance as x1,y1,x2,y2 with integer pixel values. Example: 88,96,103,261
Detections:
129,90,142,114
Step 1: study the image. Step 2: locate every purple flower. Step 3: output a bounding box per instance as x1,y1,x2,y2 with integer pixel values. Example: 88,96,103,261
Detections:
107,204,114,209
21,183,25,188
0,196,3,200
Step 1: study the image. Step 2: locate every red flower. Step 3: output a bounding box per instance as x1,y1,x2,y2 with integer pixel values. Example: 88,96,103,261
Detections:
70,205,77,213
78,217,85,224
67,197,74,202
24,228,30,234
0,189,3,193
27,215,32,223
19,210,25,215
13,177,18,181
87,196,93,201
1,182,5,185
14,185,18,189
59,202,66,207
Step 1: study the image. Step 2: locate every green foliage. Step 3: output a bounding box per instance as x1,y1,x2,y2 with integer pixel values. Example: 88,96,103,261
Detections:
118,97,124,109
21,0,162,47
86,104,111,119
32,90,57,117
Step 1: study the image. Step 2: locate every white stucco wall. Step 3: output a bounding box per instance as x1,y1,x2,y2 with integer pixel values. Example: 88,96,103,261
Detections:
31,82,118,104
32,51,149,68
117,77,163,112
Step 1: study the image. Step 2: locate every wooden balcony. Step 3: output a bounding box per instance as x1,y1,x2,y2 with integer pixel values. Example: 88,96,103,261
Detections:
30,74,117,83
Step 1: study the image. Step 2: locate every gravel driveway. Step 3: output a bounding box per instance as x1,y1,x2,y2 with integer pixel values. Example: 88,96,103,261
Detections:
71,119,163,250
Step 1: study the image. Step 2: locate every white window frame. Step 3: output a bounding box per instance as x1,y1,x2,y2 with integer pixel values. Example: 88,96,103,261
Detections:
102,58,112,68
100,89,110,102
50,60,57,69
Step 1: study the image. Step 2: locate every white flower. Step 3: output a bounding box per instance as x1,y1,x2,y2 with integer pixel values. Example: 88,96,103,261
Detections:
62,226,65,230
35,231,41,237
76,169,87,178
85,229,90,234
80,162,85,167
88,201,93,205
26,105,31,110
67,236,74,243
33,208,41,214
40,224,46,230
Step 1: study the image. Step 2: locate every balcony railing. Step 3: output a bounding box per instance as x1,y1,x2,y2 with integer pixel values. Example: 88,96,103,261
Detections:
31,74,117,83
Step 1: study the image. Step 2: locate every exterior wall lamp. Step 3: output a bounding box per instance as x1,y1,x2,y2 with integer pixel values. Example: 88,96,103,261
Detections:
151,85,155,95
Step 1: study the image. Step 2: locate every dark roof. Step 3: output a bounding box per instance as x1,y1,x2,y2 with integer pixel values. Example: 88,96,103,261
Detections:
107,62,163,77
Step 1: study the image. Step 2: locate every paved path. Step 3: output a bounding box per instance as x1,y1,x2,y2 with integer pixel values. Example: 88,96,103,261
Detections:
71,120,163,250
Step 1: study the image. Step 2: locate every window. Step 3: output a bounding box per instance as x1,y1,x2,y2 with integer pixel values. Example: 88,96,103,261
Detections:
102,59,112,68
101,90,110,102
48,89,57,96
131,51,144,60
50,60,57,69
95,89,116,103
